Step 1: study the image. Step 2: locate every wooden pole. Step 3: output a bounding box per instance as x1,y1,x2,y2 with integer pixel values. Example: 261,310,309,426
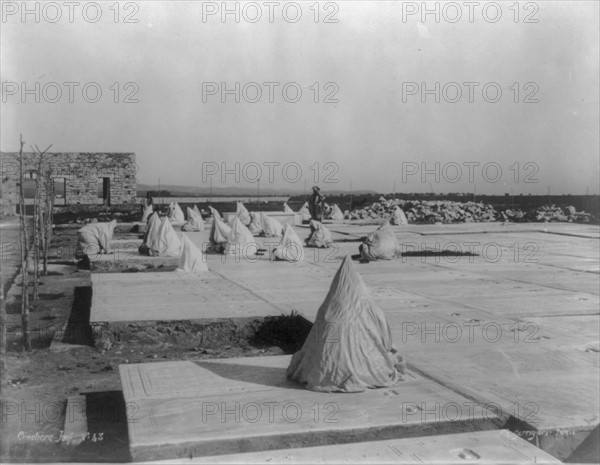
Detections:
43,162,54,275
32,171,39,301
0,290,5,355
349,181,353,211
39,201,46,276
257,178,260,210
304,178,307,204
33,144,52,276
18,134,31,351
30,146,40,301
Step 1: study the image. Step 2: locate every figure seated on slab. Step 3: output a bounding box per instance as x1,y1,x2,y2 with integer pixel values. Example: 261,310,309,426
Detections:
151,215,182,257
283,202,294,214
322,202,332,219
138,211,161,255
168,202,185,224
209,205,223,221
358,221,401,263
286,255,405,392
77,219,117,257
141,202,154,223
235,202,251,226
224,217,257,258
391,206,408,225
248,211,263,235
177,236,208,273
305,219,333,248
260,212,283,237
329,204,344,220
298,201,312,222
206,214,231,254
272,223,304,262
181,206,204,232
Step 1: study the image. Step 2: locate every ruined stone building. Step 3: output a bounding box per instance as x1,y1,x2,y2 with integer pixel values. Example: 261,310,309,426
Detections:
0,152,137,214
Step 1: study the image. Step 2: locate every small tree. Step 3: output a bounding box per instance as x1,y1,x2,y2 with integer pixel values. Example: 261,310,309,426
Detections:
0,138,53,354
41,160,54,276
31,145,53,277
15,138,53,351
18,134,31,351
30,144,52,297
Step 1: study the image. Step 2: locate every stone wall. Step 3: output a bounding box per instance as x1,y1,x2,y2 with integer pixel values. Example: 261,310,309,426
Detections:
0,152,137,214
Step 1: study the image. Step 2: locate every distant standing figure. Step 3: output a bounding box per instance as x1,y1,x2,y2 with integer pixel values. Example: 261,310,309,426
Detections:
309,186,325,222
141,191,154,215
146,191,154,208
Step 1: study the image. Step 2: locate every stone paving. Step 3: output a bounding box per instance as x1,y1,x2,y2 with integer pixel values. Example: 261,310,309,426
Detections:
95,221,600,461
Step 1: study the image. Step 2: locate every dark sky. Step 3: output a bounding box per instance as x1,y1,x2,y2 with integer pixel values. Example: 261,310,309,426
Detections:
2,1,598,194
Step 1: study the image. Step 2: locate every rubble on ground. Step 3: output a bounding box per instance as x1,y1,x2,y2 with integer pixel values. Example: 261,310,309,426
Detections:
347,198,593,224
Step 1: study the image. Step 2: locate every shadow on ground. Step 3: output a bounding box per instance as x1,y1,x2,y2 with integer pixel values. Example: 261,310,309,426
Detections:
250,311,313,354
60,286,94,346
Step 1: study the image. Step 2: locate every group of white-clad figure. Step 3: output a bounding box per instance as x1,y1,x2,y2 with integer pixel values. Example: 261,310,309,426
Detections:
139,201,313,267
77,199,412,274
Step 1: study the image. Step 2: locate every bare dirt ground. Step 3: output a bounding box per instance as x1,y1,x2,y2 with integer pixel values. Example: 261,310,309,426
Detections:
1,222,297,463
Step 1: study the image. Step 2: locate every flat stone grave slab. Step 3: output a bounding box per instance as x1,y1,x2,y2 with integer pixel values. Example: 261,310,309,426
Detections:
448,266,600,295
328,224,389,238
397,223,598,236
543,226,600,239
208,260,336,320
147,429,560,464
224,211,300,226
458,292,599,318
90,271,283,323
120,355,501,462
395,321,600,461
524,315,600,352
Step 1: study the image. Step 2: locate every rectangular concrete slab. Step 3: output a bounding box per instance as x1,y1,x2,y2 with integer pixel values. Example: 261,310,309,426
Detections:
524,315,600,352
223,212,300,226
458,293,600,317
459,267,600,295
120,356,500,462
90,271,283,323
146,430,560,464
395,328,600,437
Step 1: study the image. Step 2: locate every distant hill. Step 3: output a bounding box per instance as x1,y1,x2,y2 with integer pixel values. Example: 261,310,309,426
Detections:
136,183,378,197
